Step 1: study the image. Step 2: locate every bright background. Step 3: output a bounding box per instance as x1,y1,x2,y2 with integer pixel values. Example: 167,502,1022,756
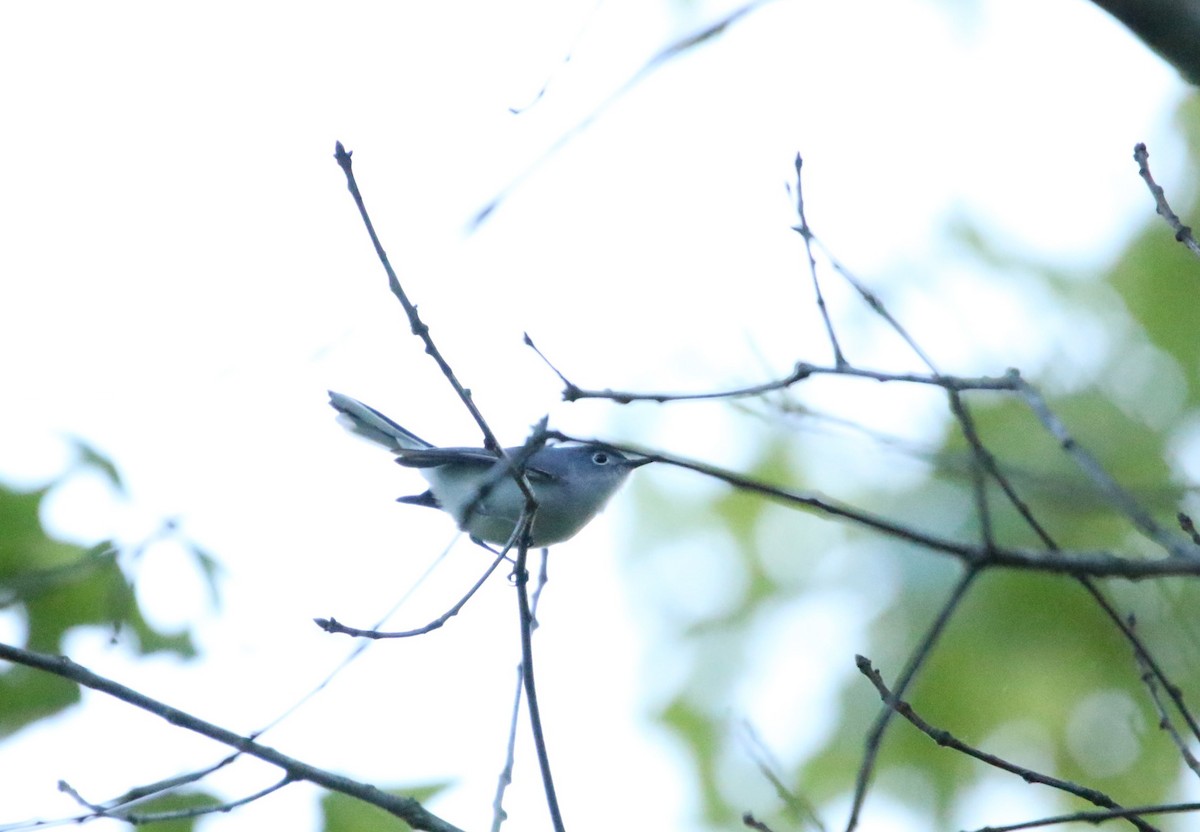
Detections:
0,1,1191,830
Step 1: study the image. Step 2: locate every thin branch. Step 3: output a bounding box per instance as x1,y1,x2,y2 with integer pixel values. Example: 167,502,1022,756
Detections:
457,419,552,536
121,777,292,825
966,800,1200,832
316,548,508,639
941,390,1200,753
1010,374,1197,560
469,3,768,227
1078,582,1200,744
334,140,548,554
51,756,239,824
492,663,524,832
1133,142,1200,260
537,340,1199,563
814,238,941,374
94,541,470,819
550,437,1200,580
845,566,982,831
507,0,605,115
529,354,1016,405
261,543,457,739
740,721,826,831
492,549,552,832
1130,615,1200,776
856,656,1160,832
790,154,846,367
335,142,500,451
513,533,564,832
947,389,998,551
335,141,582,830
0,642,465,832
963,374,1200,822
333,139,539,528
534,356,1200,564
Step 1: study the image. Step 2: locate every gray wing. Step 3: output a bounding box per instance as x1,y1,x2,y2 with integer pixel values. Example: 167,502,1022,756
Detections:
392,446,497,468
393,446,560,480
328,391,433,451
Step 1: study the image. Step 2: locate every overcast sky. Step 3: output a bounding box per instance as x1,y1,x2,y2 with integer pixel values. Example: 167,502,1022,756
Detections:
0,1,1189,830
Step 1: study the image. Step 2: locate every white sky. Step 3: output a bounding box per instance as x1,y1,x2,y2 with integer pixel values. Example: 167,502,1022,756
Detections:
0,1,1190,831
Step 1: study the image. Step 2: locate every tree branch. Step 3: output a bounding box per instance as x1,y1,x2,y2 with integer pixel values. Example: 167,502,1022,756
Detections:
1132,142,1200,259
857,656,1160,832
0,642,466,832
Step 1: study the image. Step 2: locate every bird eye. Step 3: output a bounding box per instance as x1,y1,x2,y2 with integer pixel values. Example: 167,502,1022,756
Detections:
592,451,611,465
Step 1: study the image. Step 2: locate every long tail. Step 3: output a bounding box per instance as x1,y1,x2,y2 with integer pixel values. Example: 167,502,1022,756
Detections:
328,391,432,451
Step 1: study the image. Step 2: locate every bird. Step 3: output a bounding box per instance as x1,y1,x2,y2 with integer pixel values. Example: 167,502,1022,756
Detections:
329,391,650,546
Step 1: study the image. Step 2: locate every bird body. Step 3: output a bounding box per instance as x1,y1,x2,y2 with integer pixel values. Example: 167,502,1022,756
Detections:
329,391,648,546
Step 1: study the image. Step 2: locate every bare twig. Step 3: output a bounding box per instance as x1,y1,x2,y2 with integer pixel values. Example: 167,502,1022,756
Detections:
1079,582,1200,745
492,659,524,832
512,534,564,831
940,387,1200,756
946,389,998,550
331,137,563,817
492,549,552,832
52,756,239,822
966,800,1200,832
551,437,1200,580
470,3,769,227
507,0,605,115
528,354,1015,405
262,544,457,738
533,359,1200,563
845,566,981,831
1010,374,1197,560
119,777,291,825
1131,617,1200,777
326,141,1200,832
1133,143,1200,260
856,656,1160,832
333,137,548,533
790,154,846,367
316,548,508,639
334,142,506,454
0,642,466,832
740,721,826,831
814,239,941,373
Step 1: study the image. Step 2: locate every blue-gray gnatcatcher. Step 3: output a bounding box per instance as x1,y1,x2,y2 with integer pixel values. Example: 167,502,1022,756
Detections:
329,391,650,547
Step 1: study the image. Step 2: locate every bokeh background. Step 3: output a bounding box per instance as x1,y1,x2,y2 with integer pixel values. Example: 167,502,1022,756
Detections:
2,1,1198,830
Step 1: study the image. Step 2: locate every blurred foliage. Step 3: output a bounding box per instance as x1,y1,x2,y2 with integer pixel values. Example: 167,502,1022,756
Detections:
0,445,199,739
1091,0,1200,87
629,95,1200,829
320,782,450,832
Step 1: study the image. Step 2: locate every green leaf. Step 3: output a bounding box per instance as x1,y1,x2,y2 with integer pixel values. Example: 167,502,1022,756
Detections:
0,663,79,739
67,436,127,494
0,476,199,734
320,782,452,832
186,541,225,609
